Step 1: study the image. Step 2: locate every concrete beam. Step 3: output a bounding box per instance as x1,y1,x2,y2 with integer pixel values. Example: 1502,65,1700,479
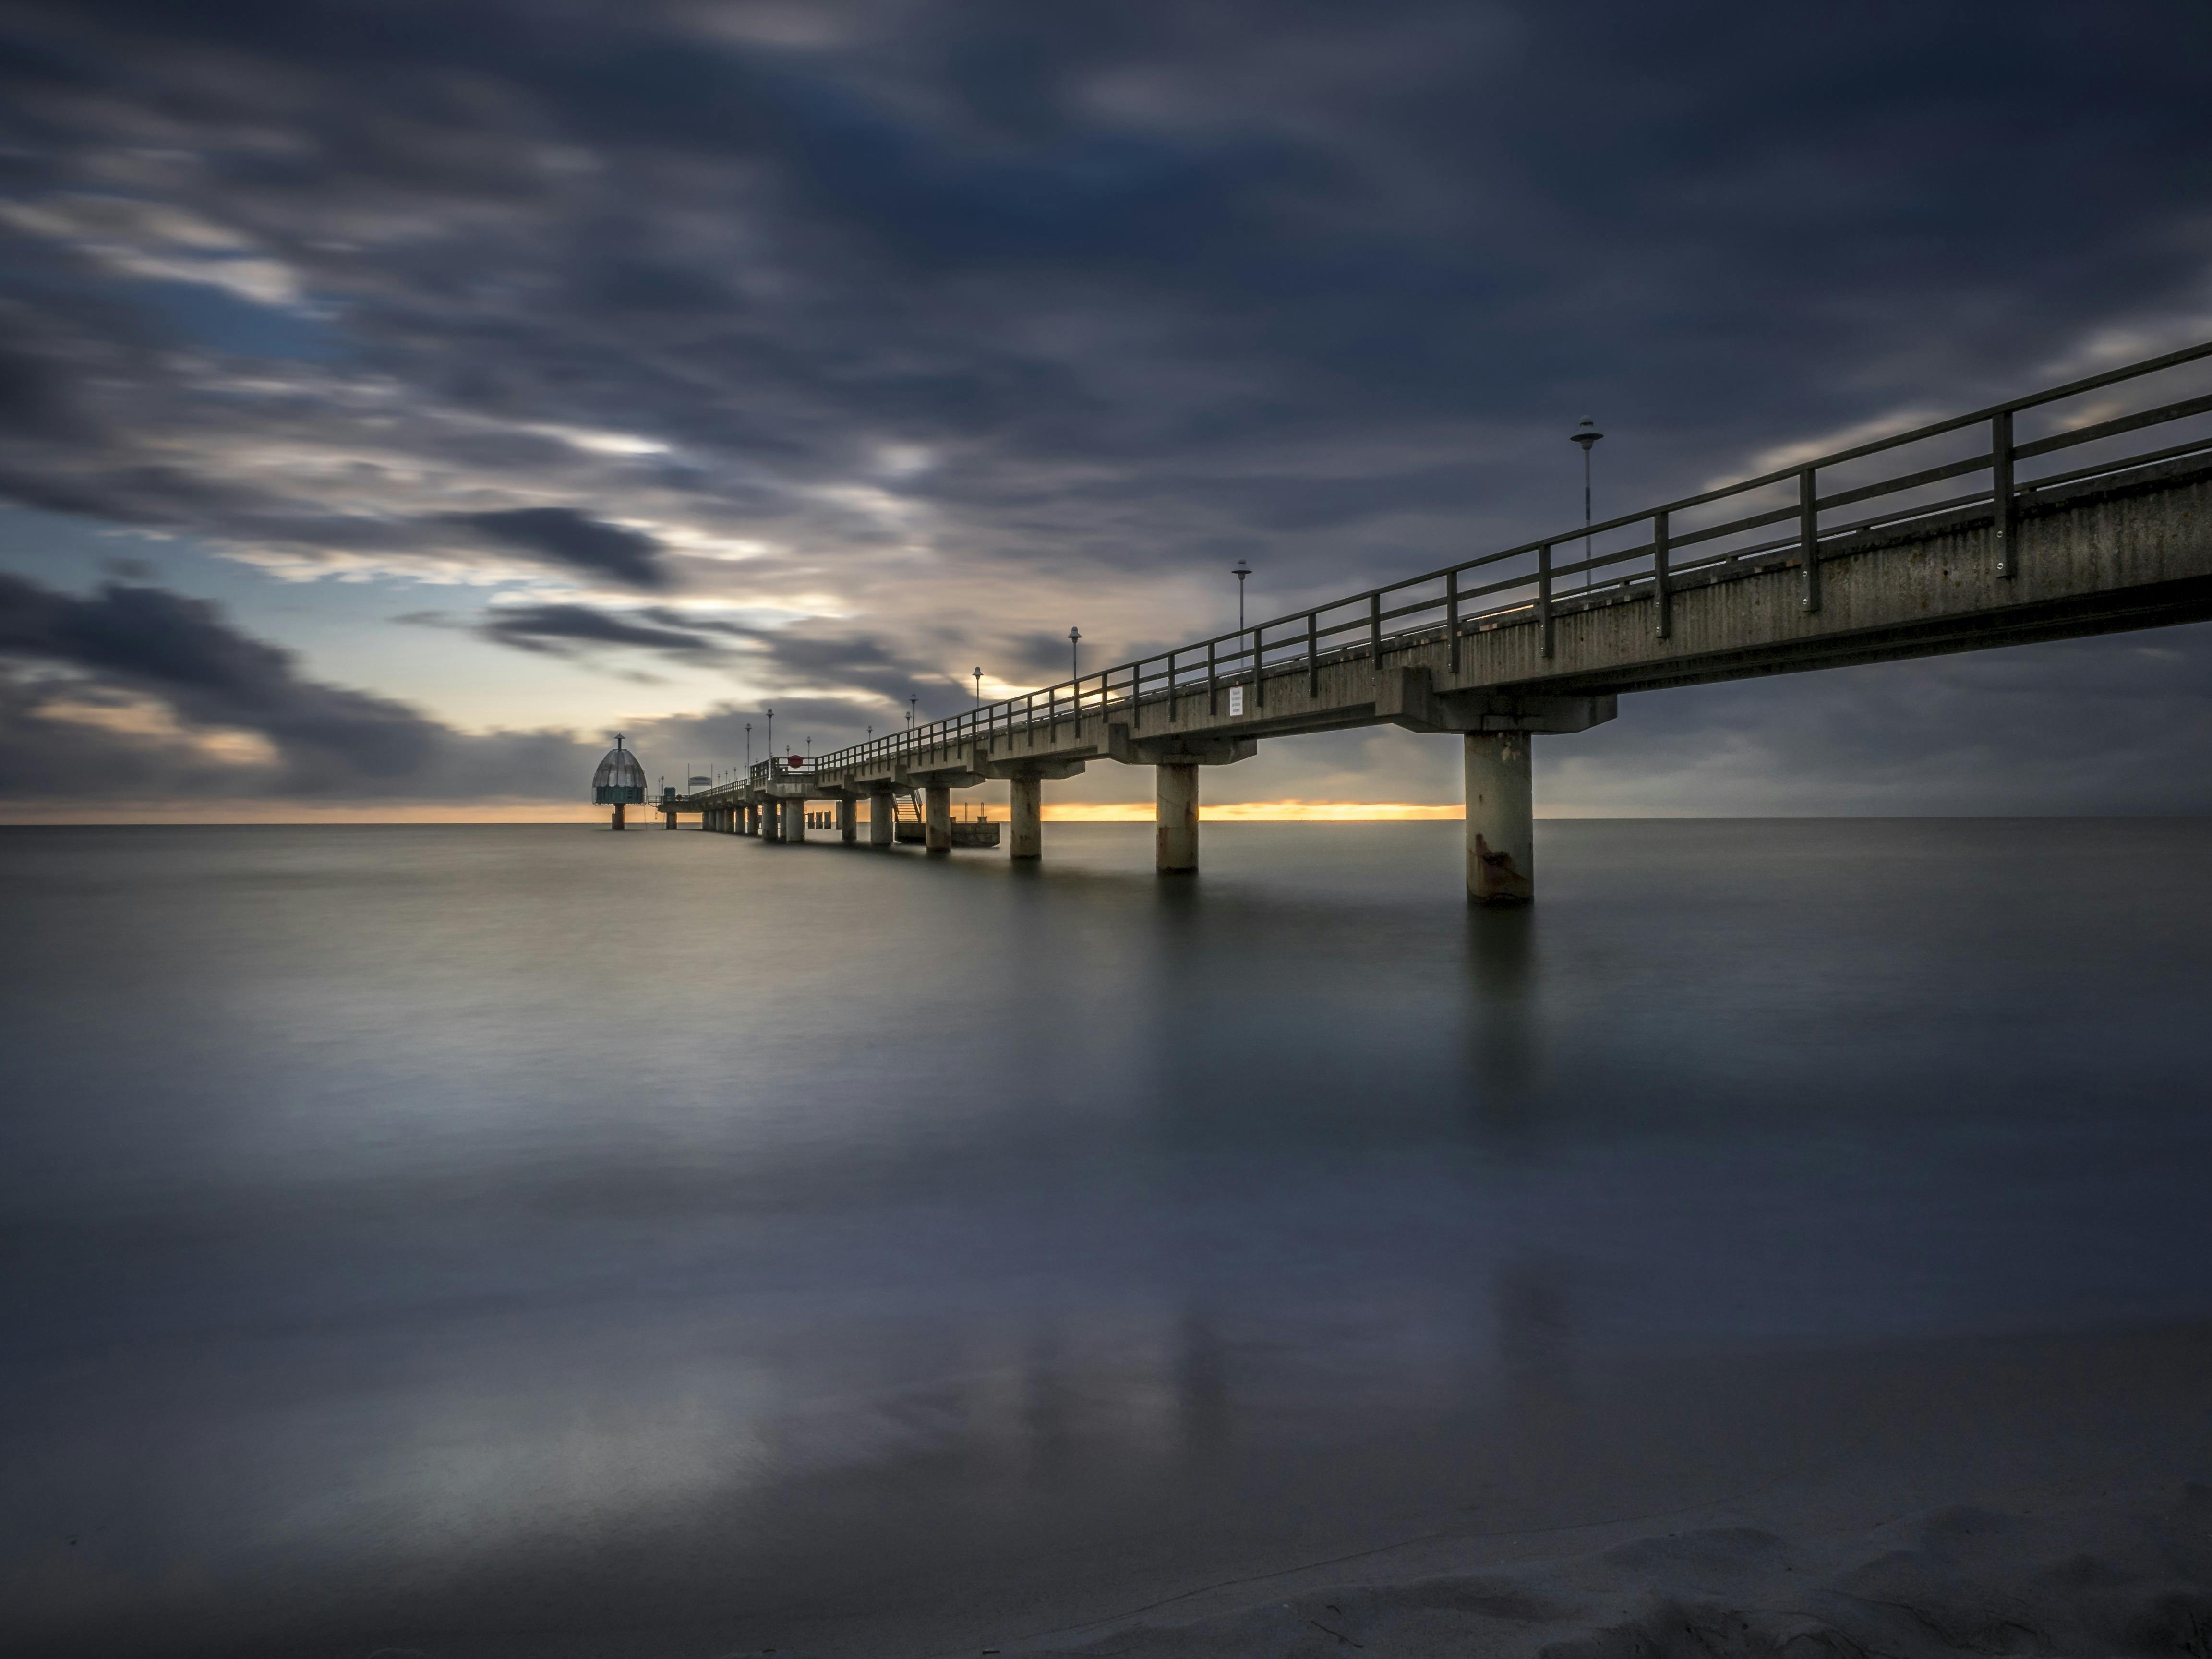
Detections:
1465,732,1533,906
1379,667,1617,734
1157,763,1198,874
1110,724,1257,767
977,757,1090,782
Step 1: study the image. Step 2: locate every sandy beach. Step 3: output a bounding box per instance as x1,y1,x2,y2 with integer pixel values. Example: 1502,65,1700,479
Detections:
1017,1322,2212,1659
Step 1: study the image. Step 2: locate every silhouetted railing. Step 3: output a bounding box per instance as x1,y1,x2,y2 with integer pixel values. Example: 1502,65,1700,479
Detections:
747,339,2212,786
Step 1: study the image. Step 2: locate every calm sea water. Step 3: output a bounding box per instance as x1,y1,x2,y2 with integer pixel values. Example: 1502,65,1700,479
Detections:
4,820,2210,1656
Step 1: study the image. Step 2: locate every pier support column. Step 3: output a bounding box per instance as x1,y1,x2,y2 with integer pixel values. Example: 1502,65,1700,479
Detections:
1156,763,1198,874
869,789,895,847
612,803,626,831
1465,732,1534,906
745,803,758,836
925,784,952,854
788,798,806,843
766,800,784,843
838,798,857,843
1010,776,1043,860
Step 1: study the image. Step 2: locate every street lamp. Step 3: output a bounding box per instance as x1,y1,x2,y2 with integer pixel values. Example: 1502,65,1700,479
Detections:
764,708,773,773
973,665,983,707
1068,625,1082,680
1571,419,1603,590
1232,558,1251,630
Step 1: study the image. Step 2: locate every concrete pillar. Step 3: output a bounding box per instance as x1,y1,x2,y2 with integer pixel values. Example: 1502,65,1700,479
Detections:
925,783,951,854
1156,763,1198,874
1010,775,1042,859
869,789,894,847
788,798,806,843
1465,732,1534,906
612,802,626,831
744,803,757,836
838,797,857,843
765,799,783,843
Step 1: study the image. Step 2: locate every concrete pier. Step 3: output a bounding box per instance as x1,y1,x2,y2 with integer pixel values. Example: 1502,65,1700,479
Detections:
869,789,894,847
925,784,951,854
838,798,857,843
1156,763,1198,874
1010,776,1042,860
611,804,625,831
788,798,806,843
1464,732,1533,906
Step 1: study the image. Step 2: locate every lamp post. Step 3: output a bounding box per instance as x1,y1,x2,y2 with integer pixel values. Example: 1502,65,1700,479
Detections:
1068,625,1082,680
745,722,752,774
1572,419,1603,590
973,665,983,708
1232,558,1250,630
764,708,773,775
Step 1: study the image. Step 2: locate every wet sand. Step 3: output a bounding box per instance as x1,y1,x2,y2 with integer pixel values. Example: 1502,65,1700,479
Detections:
20,1319,2197,1658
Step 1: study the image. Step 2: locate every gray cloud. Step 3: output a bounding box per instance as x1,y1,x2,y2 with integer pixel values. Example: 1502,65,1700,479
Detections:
0,574,586,799
0,2,2210,808
451,509,669,590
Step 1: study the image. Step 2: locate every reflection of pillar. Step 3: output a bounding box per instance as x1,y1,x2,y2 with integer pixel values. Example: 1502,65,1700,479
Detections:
869,789,894,847
1465,733,1534,905
612,803,626,831
1156,763,1198,873
925,784,951,854
838,797,857,843
1010,776,1042,859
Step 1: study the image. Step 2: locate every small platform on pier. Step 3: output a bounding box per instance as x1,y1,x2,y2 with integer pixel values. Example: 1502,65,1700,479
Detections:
896,819,1000,848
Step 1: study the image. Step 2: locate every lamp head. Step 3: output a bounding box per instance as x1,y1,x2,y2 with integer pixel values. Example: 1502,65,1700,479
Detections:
1571,419,1604,452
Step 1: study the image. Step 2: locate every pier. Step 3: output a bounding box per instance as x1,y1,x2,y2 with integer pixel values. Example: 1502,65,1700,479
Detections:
663,342,2212,902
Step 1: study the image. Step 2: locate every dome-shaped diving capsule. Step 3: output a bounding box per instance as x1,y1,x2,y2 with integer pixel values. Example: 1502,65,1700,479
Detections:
592,735,647,829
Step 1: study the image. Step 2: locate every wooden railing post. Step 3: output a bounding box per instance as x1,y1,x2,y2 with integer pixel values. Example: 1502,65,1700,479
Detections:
1207,638,1218,715
1538,542,1554,659
1992,409,2016,579
1369,592,1382,662
1799,466,1821,614
1446,567,1461,674
1307,611,1319,697
1252,625,1265,708
1652,508,1671,639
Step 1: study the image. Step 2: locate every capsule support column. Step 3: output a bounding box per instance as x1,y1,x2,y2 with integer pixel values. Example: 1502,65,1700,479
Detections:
1464,732,1533,905
870,788,895,847
1010,776,1042,860
1156,763,1198,874
924,784,952,854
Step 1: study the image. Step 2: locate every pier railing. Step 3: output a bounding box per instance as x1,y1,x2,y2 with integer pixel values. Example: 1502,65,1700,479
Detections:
760,339,2212,785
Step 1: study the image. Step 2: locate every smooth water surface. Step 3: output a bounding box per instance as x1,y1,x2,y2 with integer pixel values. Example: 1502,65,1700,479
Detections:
3,820,2209,1655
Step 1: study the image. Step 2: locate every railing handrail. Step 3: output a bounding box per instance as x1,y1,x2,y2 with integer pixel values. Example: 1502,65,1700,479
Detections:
673,339,2212,789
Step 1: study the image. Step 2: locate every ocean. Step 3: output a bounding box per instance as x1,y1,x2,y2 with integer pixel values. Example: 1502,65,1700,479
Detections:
4,819,2210,1656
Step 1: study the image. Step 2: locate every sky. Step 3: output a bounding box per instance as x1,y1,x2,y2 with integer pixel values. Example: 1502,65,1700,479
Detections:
2,0,2211,821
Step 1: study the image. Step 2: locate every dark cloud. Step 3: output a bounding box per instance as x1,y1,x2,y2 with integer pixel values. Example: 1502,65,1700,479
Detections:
0,574,583,798
451,509,669,590
0,2,2209,807
472,601,723,656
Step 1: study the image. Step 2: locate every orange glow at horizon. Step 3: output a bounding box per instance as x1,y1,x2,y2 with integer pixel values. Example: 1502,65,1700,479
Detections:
0,798,1470,825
